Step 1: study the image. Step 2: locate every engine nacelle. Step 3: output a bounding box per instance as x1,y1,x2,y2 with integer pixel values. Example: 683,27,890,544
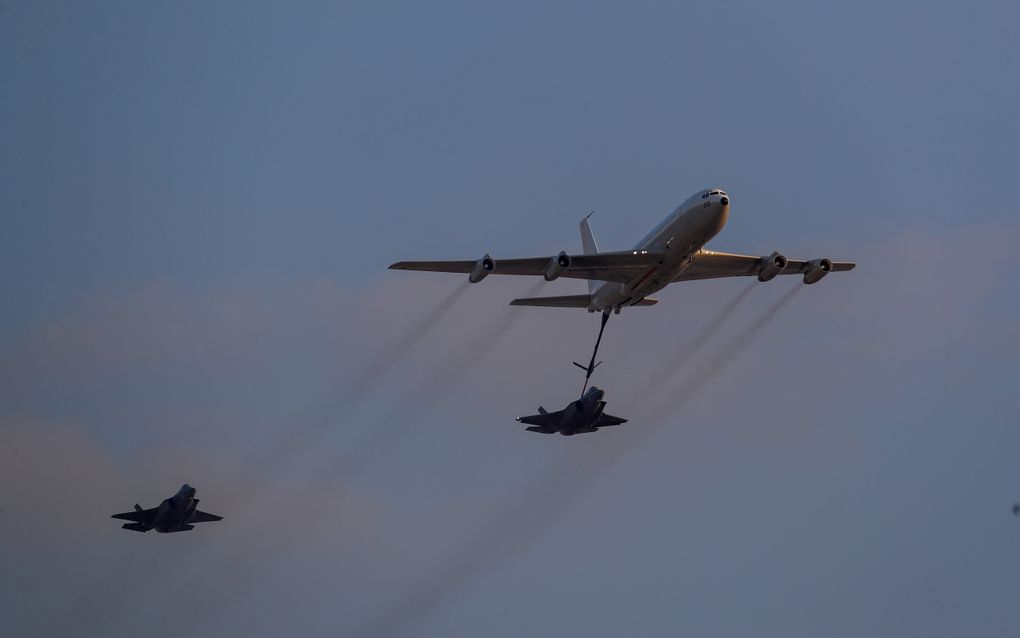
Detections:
757,251,788,282
543,251,571,281
468,254,495,283
803,258,833,284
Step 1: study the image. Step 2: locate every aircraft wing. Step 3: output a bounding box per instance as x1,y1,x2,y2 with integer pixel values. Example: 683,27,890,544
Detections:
111,508,156,524
517,411,560,427
390,251,664,284
674,250,856,282
190,510,223,524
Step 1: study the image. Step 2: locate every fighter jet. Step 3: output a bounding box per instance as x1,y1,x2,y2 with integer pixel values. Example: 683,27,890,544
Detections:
516,386,627,436
111,484,222,533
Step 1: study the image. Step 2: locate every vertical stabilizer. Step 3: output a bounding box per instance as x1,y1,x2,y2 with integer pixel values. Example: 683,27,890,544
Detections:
579,212,599,295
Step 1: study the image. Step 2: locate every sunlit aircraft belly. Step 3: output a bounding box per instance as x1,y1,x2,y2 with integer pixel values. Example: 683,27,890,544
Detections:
589,199,729,312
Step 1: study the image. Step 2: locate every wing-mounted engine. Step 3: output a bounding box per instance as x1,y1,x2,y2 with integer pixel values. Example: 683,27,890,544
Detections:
543,251,571,281
757,251,788,282
468,254,495,283
803,258,833,284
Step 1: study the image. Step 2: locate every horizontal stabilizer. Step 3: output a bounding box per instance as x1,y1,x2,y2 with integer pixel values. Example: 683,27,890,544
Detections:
510,294,591,308
629,298,658,307
510,295,659,308
190,510,223,524
525,426,556,434
594,413,628,427
121,523,148,533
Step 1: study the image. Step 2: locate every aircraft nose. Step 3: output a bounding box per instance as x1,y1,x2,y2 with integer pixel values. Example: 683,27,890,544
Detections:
720,196,729,207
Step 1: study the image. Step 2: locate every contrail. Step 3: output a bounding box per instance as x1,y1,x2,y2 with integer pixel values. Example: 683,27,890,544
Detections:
636,284,801,421
328,279,547,483
241,281,474,491
632,282,756,399
89,280,545,637
271,280,473,459
43,282,474,638
350,284,804,638
641,283,802,421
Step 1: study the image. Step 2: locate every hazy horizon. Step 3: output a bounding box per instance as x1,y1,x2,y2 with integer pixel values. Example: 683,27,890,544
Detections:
2,2,1018,636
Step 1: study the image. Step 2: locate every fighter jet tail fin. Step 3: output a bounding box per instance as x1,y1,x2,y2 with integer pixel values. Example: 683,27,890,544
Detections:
538,407,548,415
133,504,143,512
121,523,148,533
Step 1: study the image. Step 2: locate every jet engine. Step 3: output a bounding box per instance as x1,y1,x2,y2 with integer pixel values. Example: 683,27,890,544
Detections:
468,254,495,283
757,251,788,282
803,258,833,284
543,251,571,281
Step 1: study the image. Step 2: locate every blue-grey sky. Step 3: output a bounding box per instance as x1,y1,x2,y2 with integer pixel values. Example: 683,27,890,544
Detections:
2,2,1018,637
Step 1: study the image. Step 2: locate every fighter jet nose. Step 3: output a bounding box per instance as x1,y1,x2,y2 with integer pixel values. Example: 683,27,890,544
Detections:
720,196,729,207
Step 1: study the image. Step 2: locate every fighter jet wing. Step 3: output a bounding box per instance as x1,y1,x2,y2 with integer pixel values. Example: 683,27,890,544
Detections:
190,510,223,524
673,250,855,282
390,251,664,284
517,412,559,427
517,408,561,433
593,413,628,427
111,507,156,524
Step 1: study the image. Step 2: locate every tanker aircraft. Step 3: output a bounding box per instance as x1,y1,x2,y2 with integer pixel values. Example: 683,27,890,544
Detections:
390,188,855,389
389,188,855,312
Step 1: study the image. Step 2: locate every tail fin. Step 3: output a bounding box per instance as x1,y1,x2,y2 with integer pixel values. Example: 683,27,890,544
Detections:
579,212,599,295
538,407,548,415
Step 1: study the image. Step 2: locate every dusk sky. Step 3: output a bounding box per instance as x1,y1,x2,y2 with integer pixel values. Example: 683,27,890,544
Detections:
2,2,1018,637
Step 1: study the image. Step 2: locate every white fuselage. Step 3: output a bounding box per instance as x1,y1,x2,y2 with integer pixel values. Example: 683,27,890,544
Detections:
589,188,731,312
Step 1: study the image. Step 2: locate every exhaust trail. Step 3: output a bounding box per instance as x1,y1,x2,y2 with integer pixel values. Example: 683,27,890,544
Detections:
46,282,473,638
199,279,475,517
335,280,547,479
88,280,544,638
353,281,473,395
350,284,804,638
640,283,802,421
634,282,756,396
251,281,472,478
